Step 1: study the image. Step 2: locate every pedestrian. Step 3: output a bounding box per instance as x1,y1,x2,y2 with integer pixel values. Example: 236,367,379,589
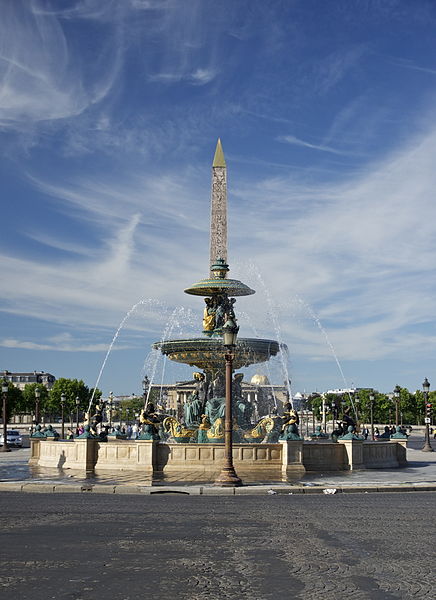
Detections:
66,428,74,440
132,423,139,440
126,424,132,439
374,427,380,439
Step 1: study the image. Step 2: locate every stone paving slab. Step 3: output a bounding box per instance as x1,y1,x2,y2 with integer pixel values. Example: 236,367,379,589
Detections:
2,481,436,495
1,439,435,495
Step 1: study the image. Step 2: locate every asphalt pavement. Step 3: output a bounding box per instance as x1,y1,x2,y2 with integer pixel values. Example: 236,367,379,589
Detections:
0,491,434,599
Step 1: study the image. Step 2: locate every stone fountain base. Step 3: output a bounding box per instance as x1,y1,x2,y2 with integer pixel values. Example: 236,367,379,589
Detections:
30,438,407,481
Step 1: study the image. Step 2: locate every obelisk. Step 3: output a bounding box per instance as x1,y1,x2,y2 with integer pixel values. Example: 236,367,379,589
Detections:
209,139,227,275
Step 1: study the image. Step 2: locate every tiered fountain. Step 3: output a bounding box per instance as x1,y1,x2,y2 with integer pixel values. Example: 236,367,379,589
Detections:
29,140,408,483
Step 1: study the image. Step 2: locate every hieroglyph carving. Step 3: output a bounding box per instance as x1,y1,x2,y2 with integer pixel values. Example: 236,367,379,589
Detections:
210,166,227,270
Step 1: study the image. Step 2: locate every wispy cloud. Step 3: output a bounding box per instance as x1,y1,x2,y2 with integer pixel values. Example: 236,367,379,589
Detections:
277,134,344,155
388,57,436,76
0,1,122,129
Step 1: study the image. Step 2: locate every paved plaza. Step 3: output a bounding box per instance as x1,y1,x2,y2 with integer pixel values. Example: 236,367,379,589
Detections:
0,437,435,494
0,491,435,599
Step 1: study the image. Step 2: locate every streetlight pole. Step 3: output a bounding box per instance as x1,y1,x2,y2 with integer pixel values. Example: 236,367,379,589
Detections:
331,401,336,434
369,391,375,441
393,385,401,427
108,391,114,429
75,396,80,431
34,388,41,425
421,377,433,453
2,380,10,452
354,393,360,426
60,392,66,440
215,315,242,487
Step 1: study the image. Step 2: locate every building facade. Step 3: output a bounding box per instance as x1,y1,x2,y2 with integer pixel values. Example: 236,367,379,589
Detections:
1,370,56,391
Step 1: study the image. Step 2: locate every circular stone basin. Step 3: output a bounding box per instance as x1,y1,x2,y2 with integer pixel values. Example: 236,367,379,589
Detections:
153,337,283,370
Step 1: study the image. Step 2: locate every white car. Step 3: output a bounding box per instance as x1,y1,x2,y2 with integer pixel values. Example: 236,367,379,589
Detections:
0,430,23,448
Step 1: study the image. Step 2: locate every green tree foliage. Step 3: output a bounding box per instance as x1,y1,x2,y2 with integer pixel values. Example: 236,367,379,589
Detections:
48,378,101,416
21,383,49,416
1,381,23,420
117,397,145,422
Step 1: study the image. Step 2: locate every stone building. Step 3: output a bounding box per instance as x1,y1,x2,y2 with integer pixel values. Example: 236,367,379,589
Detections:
1,370,56,391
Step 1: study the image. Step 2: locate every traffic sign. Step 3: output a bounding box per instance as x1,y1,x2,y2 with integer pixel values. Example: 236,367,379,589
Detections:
424,417,431,424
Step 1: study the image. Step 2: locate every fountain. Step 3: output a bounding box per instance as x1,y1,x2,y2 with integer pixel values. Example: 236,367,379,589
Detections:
29,140,408,484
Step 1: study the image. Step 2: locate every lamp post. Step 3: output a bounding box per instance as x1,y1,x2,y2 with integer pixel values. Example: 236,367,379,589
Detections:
60,392,66,439
75,396,80,431
2,380,10,452
393,385,401,426
108,391,114,429
215,315,242,487
354,393,360,427
421,377,433,453
331,401,337,433
34,388,41,425
369,391,375,440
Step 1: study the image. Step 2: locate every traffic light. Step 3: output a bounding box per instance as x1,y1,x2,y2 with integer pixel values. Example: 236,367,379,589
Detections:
426,403,432,417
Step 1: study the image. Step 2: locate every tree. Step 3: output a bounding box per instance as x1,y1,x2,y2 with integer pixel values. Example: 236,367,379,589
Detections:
1,381,23,420
21,383,49,417
48,379,101,417
117,397,144,422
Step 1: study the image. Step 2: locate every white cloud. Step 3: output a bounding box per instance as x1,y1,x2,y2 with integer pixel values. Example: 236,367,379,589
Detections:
0,1,122,128
277,134,344,155
0,338,120,352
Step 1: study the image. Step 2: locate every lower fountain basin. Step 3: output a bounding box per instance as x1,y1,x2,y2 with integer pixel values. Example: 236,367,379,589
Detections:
153,337,282,370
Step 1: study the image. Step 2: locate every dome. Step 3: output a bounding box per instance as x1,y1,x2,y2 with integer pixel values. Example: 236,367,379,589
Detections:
250,374,270,386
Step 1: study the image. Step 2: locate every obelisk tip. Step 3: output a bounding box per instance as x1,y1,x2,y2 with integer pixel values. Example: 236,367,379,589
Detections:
213,138,226,167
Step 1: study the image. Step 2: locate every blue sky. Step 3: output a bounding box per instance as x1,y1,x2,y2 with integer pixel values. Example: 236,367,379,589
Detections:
2,0,436,397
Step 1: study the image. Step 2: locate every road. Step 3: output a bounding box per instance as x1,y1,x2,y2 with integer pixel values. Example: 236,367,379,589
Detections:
1,492,434,599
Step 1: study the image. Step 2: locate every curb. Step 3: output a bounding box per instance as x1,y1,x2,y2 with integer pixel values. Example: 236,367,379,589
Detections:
0,481,435,495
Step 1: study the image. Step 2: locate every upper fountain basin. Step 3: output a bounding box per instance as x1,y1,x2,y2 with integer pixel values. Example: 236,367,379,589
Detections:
184,277,255,297
154,337,283,370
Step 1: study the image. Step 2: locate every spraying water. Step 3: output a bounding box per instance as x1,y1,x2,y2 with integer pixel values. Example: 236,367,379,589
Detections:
87,298,166,414
296,296,357,421
247,264,293,404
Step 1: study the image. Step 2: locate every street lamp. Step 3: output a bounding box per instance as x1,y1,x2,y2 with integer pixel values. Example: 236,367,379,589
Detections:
1,380,10,452
60,392,66,439
421,377,433,453
75,396,80,431
369,391,375,440
393,385,401,426
215,315,242,487
354,393,360,425
34,387,41,425
108,391,114,429
331,401,337,433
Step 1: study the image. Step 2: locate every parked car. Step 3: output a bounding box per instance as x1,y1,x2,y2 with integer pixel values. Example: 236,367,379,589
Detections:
0,430,23,448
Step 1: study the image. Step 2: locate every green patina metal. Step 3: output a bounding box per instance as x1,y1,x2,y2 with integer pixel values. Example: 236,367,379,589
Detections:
108,426,127,440
339,426,362,440
44,425,60,439
76,425,98,439
154,337,281,371
311,425,329,439
184,277,255,297
30,425,46,438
